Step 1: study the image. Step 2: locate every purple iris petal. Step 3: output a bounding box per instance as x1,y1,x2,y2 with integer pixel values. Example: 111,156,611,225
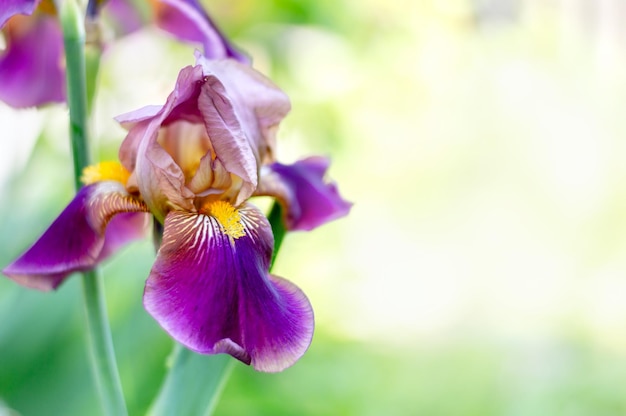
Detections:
259,156,352,231
0,0,38,27
153,0,248,63
98,211,151,261
2,182,150,291
144,204,314,372
0,15,65,108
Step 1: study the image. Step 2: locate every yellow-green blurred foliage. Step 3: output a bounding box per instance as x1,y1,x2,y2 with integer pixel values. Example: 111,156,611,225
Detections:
3,0,626,415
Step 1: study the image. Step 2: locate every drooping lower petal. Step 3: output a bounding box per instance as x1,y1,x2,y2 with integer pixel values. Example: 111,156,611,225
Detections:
257,156,352,231
0,15,65,108
2,182,150,291
97,211,151,261
144,203,313,372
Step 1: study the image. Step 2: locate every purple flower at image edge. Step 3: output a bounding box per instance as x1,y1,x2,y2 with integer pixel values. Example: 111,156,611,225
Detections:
0,3,66,108
0,0,247,108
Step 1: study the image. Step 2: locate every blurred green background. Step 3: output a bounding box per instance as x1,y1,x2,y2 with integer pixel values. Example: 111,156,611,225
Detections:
4,0,626,414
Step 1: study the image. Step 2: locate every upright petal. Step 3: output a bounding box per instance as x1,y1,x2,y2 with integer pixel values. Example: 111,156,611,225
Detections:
196,72,258,204
2,182,150,291
257,156,352,231
144,203,313,372
117,111,160,172
152,0,248,63
195,55,291,166
134,124,197,221
0,15,65,107
119,65,205,219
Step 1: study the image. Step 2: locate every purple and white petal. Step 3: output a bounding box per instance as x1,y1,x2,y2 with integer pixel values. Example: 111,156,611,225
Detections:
257,156,352,231
2,182,149,291
0,15,65,108
144,204,313,372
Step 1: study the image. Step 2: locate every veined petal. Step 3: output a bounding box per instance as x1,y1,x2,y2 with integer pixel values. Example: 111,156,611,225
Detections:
195,55,291,167
197,73,257,205
144,203,313,372
2,182,150,291
117,117,156,173
116,105,162,129
152,0,248,63
118,65,205,219
134,125,197,221
257,156,352,231
155,120,211,182
98,211,150,261
0,14,65,108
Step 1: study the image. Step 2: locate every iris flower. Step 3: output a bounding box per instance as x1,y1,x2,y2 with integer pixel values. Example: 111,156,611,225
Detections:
0,0,65,107
0,0,245,108
3,52,351,371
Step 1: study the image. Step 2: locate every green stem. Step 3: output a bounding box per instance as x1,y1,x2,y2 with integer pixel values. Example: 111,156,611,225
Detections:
60,1,127,415
61,0,89,190
85,7,102,114
148,345,234,416
80,270,128,416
